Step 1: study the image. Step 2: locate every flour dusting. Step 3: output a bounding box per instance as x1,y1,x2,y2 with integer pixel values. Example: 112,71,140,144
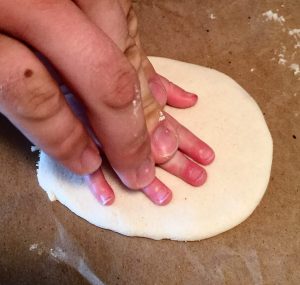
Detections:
29,243,38,251
278,53,287,65
209,13,216,20
289,63,300,75
262,10,285,25
158,111,166,122
31,145,40,152
289,29,300,37
288,29,300,49
29,243,45,255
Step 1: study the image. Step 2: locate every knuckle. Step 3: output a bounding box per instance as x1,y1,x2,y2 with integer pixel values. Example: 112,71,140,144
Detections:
15,80,61,120
51,122,85,162
104,65,138,108
124,43,142,71
0,36,62,120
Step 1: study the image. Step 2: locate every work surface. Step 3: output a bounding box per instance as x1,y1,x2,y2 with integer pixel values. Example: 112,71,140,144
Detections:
0,1,299,284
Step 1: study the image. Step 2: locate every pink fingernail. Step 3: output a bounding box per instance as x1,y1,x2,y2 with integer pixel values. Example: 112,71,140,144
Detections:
189,93,198,102
95,193,114,205
85,175,114,206
198,148,215,165
156,189,172,205
185,166,207,186
143,178,172,206
92,188,115,205
152,124,178,160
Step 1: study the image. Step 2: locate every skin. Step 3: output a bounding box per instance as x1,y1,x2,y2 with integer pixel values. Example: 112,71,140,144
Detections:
0,0,215,205
0,0,154,189
76,0,215,205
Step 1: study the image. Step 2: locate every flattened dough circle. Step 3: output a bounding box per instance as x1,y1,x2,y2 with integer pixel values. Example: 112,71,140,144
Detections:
37,57,273,241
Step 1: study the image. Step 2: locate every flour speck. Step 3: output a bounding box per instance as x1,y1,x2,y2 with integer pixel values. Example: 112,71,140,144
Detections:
289,63,300,75
209,13,216,20
262,10,285,25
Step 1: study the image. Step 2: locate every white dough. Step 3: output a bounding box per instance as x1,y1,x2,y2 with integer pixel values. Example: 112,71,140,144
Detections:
37,57,273,241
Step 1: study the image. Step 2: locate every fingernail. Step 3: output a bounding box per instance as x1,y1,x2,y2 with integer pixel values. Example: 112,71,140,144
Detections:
187,166,207,186
81,145,102,174
143,178,172,205
90,184,114,206
115,157,155,189
188,93,198,102
92,186,115,206
85,175,114,206
152,124,178,161
198,148,215,165
136,157,156,188
99,195,114,206
155,188,172,205
187,92,198,98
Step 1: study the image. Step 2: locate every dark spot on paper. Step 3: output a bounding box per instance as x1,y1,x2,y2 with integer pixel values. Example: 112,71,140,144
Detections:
293,135,296,139
263,112,266,115
228,61,232,64
24,69,33,78
184,197,187,200
206,29,210,32
248,16,251,19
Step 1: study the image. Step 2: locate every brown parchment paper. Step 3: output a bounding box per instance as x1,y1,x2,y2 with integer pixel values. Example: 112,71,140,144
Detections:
0,1,299,284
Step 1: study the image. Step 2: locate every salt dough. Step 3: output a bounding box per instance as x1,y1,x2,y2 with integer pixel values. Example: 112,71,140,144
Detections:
37,57,273,241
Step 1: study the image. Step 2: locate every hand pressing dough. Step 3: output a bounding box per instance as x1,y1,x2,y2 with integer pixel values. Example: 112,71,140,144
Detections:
37,57,273,241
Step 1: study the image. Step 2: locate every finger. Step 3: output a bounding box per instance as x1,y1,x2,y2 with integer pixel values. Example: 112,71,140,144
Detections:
75,1,178,168
143,64,199,109
142,178,172,206
74,0,129,51
0,34,101,175
76,0,165,132
165,114,215,165
150,119,178,164
156,75,198,108
85,169,115,206
160,152,207,187
0,0,155,189
133,38,198,109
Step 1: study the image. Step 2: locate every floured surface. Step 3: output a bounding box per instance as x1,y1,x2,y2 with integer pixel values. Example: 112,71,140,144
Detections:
37,57,273,241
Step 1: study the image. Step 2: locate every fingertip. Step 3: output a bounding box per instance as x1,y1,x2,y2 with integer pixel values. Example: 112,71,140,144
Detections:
158,190,172,205
117,156,156,189
101,195,115,206
142,178,173,206
151,122,178,164
158,75,199,108
198,148,215,166
184,164,207,186
85,170,115,206
187,93,198,106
